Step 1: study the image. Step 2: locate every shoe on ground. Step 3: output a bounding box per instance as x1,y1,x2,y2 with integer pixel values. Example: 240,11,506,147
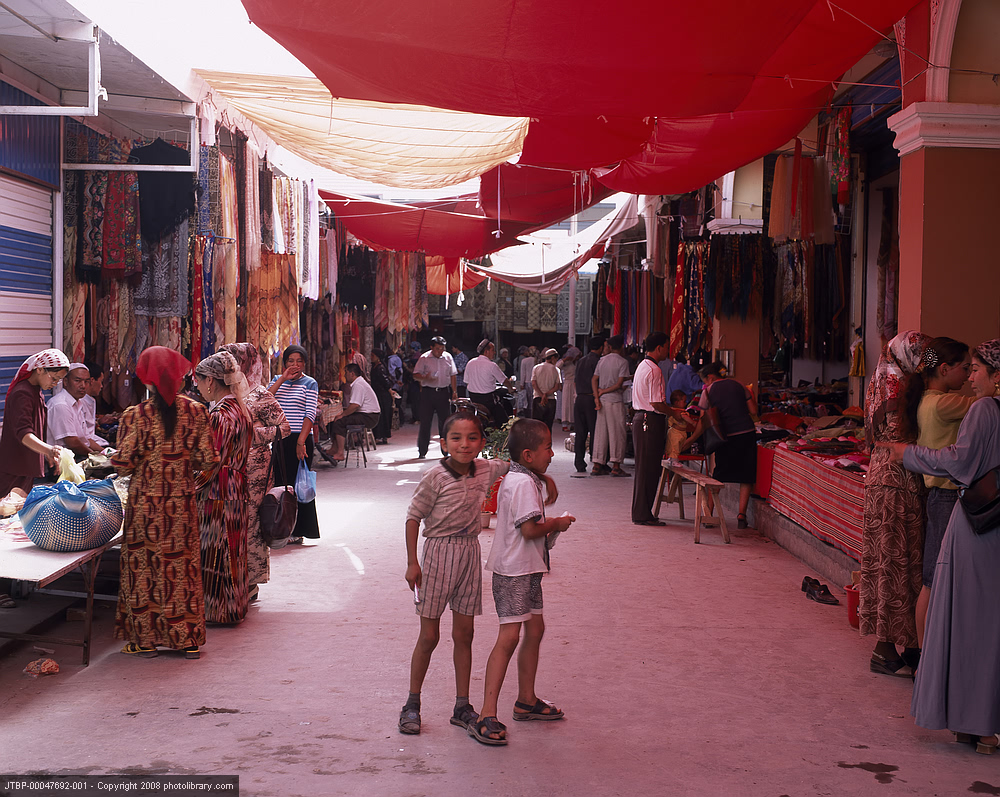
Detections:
399,706,421,734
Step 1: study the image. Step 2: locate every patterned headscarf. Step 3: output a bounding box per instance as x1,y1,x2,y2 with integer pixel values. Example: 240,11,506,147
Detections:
6,348,71,401
196,350,249,398
865,330,931,443
135,346,190,406
219,343,263,389
974,339,1000,372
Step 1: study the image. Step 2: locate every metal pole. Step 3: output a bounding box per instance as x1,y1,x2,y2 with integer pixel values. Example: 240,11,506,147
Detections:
567,212,578,348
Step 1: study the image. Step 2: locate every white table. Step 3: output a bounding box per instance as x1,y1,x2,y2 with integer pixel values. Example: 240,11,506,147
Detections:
0,529,122,665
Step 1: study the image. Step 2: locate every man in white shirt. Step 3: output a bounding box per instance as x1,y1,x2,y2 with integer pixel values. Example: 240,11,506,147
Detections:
464,339,512,427
592,335,631,477
531,348,562,431
80,362,109,448
47,363,102,458
630,332,680,526
412,335,458,458
328,363,382,460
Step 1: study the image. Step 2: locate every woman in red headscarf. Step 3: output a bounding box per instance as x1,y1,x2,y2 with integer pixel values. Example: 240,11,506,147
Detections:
110,347,219,659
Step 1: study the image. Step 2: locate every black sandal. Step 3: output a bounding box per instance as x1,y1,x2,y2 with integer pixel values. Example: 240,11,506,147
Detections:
870,651,911,678
512,698,564,721
450,703,479,730
398,706,421,735
469,716,508,745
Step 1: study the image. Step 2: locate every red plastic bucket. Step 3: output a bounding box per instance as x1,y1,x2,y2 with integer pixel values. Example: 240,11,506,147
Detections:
845,584,860,629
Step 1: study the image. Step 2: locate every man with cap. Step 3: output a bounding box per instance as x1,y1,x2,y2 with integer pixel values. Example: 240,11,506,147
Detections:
412,336,457,458
531,348,562,431
465,339,512,427
47,362,103,458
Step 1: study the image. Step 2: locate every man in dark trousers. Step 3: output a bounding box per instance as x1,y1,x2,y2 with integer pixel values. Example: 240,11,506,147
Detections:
630,331,679,525
572,336,605,475
412,336,457,458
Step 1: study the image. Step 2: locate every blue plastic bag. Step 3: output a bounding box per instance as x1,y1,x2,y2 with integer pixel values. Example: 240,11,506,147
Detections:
295,459,317,503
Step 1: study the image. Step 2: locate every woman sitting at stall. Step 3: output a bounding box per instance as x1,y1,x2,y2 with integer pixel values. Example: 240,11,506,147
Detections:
0,349,70,609
111,346,218,658
697,360,757,529
219,343,290,602
194,351,253,624
897,337,974,648
369,349,394,445
268,344,320,542
860,330,931,678
884,339,1000,754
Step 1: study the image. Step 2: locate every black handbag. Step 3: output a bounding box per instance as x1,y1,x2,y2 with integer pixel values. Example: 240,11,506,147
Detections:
259,444,298,548
700,386,728,455
959,399,1000,535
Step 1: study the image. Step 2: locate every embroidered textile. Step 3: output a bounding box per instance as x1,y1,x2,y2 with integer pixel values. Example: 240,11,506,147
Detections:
135,218,190,318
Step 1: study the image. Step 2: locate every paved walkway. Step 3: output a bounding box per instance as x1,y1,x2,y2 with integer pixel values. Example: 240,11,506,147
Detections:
1,424,997,796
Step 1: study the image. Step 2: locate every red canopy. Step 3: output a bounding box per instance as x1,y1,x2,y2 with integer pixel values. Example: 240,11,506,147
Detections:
254,0,918,249
479,164,615,224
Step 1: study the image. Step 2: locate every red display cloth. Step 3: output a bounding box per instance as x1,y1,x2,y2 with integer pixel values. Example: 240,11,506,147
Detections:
424,256,487,295
766,447,864,562
754,445,775,500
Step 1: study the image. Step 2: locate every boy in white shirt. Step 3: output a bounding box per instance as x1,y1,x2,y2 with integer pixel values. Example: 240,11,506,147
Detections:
470,419,575,745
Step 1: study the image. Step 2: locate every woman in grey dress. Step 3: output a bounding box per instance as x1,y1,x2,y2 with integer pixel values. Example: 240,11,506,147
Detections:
885,338,1000,754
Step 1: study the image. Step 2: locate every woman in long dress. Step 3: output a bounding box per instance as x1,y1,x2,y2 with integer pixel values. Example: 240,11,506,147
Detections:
885,339,1000,753
219,343,290,600
557,345,580,431
860,330,930,677
111,347,218,658
194,351,253,624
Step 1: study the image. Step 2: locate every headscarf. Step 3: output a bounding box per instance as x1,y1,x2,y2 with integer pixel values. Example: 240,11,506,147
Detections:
864,330,931,443
219,343,263,389
135,346,190,406
564,345,581,361
196,350,251,420
282,344,307,366
974,339,1000,372
6,348,70,401
68,362,88,373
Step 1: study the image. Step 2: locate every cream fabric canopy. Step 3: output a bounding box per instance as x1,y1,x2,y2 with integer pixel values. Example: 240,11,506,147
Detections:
196,70,529,190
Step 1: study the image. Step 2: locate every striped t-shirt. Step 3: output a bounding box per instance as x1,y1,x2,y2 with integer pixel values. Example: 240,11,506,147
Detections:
269,374,319,432
407,457,510,538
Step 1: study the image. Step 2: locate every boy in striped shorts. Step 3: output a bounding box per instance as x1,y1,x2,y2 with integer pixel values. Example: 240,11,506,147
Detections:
400,411,555,735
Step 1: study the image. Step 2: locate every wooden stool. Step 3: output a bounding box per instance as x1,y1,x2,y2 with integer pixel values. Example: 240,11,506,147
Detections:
653,461,730,543
344,425,368,467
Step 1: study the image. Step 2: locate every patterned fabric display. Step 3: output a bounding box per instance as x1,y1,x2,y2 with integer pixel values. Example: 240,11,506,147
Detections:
21,479,123,553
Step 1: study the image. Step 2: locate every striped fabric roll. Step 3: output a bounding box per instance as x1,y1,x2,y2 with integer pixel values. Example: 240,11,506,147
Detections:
269,374,319,432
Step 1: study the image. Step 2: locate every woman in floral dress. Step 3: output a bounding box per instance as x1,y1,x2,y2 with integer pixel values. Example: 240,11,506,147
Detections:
112,347,218,658
860,330,931,677
220,343,290,599
194,350,253,624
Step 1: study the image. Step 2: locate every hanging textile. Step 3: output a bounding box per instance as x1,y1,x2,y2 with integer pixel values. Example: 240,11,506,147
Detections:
101,172,142,278
218,152,241,344
245,144,262,271
259,166,273,250
135,218,190,318
130,138,196,243
876,189,899,346
669,247,685,358
191,236,207,371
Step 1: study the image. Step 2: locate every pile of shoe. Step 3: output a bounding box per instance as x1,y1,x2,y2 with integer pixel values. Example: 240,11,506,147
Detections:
801,576,839,605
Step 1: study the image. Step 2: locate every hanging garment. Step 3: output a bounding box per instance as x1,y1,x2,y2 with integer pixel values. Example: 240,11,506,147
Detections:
131,138,196,242
135,218,190,318
669,244,685,357
101,172,142,278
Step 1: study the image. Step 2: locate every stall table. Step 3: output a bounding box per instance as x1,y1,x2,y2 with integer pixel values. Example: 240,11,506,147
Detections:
0,528,121,665
765,447,864,562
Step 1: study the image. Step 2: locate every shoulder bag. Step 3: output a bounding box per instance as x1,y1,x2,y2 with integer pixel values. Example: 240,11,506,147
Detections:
700,384,728,455
259,444,298,548
959,398,1000,535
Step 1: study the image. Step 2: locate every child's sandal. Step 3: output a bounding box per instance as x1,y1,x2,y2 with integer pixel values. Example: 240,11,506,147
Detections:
512,698,564,721
469,716,508,745
450,703,479,731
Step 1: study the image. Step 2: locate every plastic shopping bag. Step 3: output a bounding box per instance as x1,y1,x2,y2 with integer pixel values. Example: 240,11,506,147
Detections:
295,459,317,503
56,448,86,484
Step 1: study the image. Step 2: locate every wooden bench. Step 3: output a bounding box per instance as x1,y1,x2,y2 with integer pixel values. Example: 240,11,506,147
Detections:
652,461,731,544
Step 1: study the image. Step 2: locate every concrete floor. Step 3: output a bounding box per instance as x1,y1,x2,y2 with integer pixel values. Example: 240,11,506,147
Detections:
1,423,998,797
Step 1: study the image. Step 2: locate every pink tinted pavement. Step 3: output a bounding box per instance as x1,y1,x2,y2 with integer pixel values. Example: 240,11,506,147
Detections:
0,424,996,796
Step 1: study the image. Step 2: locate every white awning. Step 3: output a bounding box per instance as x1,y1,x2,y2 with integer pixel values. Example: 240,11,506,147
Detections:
195,70,529,190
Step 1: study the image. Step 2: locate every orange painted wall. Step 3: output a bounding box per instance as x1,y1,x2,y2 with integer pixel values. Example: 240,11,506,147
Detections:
897,147,1000,346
